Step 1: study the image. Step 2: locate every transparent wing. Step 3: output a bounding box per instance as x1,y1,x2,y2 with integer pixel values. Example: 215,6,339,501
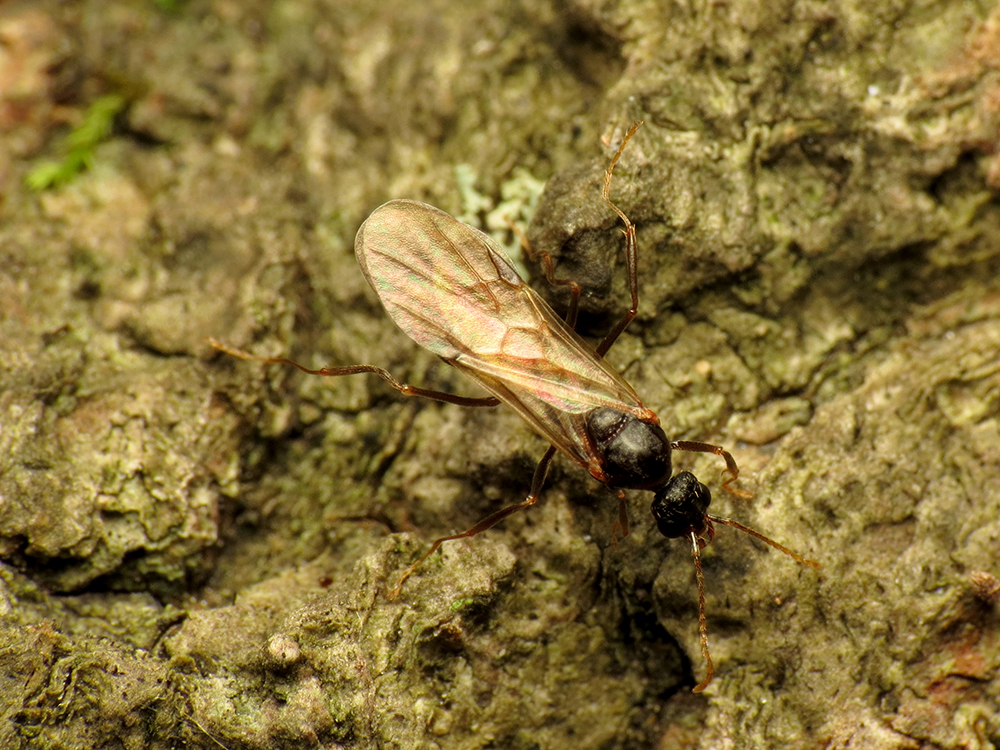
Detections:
355,199,654,469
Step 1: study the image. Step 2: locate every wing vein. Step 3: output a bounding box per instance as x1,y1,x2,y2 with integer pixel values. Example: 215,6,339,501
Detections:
355,199,649,468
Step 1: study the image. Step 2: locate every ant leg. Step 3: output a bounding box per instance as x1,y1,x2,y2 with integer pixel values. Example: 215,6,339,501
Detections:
610,489,630,545
596,121,643,358
208,338,499,408
507,220,582,330
388,444,558,599
671,440,752,499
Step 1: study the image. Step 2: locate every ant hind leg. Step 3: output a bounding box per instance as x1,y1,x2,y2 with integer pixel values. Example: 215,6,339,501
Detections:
208,338,499,408
388,445,559,599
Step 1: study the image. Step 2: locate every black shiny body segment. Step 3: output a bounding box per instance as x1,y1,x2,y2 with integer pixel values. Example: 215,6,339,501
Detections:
584,406,672,490
650,471,712,538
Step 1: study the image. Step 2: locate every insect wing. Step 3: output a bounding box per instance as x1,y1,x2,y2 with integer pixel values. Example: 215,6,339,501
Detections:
355,200,651,469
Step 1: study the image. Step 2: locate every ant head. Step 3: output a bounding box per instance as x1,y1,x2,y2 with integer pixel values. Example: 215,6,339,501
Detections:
585,407,671,490
650,471,712,539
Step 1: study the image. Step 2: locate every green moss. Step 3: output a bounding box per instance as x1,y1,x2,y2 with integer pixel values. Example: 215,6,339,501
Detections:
26,94,126,191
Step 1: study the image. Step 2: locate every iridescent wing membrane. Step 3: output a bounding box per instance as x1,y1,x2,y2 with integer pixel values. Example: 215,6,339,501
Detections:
354,199,654,476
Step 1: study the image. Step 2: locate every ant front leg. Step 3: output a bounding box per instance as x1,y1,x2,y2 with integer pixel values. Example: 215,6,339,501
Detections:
671,440,752,499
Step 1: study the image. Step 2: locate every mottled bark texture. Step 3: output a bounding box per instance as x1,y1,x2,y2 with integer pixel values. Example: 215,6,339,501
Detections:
1,1,998,748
